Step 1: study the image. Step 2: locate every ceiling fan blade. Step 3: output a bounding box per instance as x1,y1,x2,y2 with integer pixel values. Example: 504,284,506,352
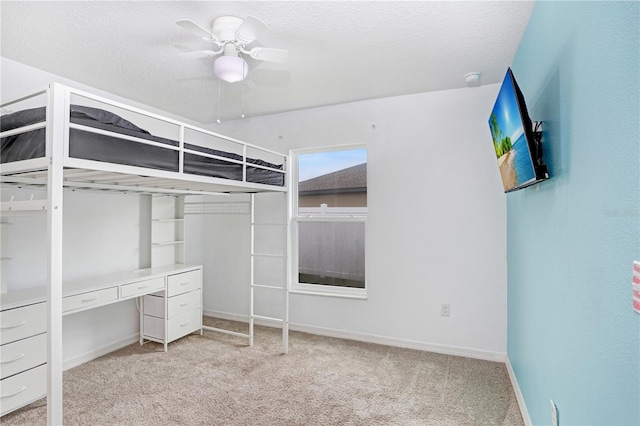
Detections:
249,47,288,63
236,16,267,44
180,50,221,59
176,19,218,42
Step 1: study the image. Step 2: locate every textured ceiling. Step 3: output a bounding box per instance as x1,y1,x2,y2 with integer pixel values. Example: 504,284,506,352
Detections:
0,1,534,124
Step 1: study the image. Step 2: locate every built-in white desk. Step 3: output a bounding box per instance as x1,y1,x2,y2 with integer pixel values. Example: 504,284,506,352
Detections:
0,264,202,417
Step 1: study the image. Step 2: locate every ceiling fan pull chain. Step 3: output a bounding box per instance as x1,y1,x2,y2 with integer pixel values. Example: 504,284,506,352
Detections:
217,78,222,124
241,60,246,119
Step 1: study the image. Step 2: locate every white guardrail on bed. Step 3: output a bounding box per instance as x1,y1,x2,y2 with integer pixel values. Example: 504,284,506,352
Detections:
0,83,287,193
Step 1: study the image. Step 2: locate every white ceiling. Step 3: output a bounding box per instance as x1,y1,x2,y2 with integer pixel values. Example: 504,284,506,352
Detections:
1,1,534,124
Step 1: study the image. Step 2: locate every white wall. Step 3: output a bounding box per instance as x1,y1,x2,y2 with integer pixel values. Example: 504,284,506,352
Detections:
199,192,287,322
211,85,508,359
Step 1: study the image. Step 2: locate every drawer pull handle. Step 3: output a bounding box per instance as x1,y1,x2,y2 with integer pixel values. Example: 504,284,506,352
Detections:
179,282,189,286
1,386,27,399
179,303,189,307
0,320,27,330
0,353,25,364
180,322,190,327
137,285,149,290
81,296,99,303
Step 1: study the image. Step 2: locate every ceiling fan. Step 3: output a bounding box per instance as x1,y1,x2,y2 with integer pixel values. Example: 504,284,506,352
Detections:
177,15,288,83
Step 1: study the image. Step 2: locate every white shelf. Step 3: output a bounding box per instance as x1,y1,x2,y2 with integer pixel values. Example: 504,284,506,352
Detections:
0,200,47,212
151,196,185,267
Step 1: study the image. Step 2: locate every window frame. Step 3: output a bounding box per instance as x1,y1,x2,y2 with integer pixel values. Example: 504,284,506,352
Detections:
288,144,368,299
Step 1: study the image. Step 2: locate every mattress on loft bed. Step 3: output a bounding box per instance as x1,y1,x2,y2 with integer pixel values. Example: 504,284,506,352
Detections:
0,105,284,186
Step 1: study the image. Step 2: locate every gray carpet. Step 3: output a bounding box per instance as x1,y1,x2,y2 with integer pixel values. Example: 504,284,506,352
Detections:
3,317,524,425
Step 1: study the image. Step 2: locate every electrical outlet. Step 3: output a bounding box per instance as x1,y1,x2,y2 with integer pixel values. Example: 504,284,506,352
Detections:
440,303,450,316
550,399,559,426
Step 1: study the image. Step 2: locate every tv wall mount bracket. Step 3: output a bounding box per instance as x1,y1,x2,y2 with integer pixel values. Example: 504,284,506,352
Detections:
532,121,543,144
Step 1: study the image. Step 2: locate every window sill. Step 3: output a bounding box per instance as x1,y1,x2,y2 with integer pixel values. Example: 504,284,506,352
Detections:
289,283,367,300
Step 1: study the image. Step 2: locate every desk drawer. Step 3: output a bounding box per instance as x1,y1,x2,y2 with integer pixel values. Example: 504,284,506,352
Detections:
168,289,201,319
0,333,47,380
0,303,46,345
63,287,118,314
167,269,201,297
121,277,165,299
143,309,201,342
142,289,201,319
0,364,47,416
168,309,202,342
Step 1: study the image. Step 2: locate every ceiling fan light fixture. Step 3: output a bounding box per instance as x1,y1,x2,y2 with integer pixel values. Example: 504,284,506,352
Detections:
213,55,248,83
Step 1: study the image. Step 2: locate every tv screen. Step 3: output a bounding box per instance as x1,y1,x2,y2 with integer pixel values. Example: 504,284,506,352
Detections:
489,68,548,192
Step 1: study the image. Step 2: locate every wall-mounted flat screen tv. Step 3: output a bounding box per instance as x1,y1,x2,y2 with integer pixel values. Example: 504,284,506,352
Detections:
489,68,548,192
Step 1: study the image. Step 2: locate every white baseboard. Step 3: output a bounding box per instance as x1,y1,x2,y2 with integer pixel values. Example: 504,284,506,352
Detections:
506,355,532,425
63,333,140,371
289,322,506,362
203,309,506,362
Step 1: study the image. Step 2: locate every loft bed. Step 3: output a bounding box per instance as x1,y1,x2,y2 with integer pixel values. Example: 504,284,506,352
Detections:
0,83,290,424
1,84,286,194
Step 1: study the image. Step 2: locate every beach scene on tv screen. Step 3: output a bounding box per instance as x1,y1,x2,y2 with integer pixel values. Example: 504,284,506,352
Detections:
489,75,535,191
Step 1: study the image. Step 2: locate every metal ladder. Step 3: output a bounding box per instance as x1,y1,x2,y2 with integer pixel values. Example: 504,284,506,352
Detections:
249,192,289,354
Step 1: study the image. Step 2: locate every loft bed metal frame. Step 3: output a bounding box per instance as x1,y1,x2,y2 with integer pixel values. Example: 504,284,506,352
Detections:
0,83,290,424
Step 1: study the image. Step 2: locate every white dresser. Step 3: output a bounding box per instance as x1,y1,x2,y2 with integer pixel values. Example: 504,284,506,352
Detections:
0,290,48,417
141,268,202,350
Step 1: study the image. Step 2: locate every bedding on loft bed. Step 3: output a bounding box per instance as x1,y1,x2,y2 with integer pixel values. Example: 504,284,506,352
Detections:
0,105,284,186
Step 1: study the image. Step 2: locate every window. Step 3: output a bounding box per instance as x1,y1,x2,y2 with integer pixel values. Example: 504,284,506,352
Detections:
290,145,367,298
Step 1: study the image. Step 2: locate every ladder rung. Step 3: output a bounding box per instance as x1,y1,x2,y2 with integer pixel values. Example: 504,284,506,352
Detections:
251,314,284,323
252,284,285,290
153,240,185,246
203,325,250,339
251,253,285,258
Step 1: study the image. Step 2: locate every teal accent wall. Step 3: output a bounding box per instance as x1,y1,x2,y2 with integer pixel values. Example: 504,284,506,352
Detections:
507,2,640,425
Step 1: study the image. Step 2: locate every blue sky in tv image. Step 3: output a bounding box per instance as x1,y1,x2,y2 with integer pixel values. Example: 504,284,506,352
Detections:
298,148,367,182
490,70,535,187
